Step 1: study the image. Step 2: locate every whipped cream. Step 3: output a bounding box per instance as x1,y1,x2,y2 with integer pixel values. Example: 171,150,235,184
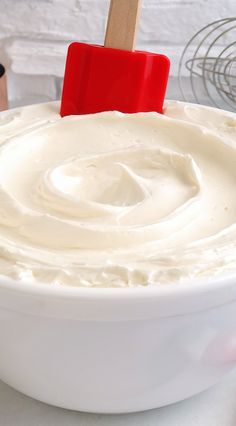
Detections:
0,101,236,287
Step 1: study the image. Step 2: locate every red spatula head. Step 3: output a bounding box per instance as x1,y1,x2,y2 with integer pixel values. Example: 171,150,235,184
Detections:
60,42,170,117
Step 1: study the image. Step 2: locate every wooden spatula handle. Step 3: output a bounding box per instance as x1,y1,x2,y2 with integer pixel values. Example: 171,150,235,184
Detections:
105,0,142,51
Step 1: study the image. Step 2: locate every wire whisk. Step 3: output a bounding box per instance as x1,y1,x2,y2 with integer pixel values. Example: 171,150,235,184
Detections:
178,18,236,111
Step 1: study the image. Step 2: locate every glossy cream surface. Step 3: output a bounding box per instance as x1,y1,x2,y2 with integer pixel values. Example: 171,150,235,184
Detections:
0,101,236,287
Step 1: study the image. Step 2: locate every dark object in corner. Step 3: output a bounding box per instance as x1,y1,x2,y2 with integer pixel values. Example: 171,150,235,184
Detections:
0,64,5,78
0,64,8,111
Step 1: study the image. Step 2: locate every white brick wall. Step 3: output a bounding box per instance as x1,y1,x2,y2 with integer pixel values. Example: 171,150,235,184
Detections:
0,0,235,106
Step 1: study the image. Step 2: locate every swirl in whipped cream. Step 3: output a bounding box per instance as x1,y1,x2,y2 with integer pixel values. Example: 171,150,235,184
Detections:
0,101,236,287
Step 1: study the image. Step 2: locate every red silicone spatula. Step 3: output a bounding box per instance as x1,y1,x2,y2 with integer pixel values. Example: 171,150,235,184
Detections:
60,0,170,117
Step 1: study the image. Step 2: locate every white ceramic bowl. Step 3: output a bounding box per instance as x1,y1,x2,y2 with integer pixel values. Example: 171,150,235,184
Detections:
0,274,236,413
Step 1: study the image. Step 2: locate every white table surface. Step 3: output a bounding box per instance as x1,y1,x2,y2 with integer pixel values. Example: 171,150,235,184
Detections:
0,369,235,426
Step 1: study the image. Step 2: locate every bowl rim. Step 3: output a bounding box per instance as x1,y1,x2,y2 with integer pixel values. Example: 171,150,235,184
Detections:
0,271,235,301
